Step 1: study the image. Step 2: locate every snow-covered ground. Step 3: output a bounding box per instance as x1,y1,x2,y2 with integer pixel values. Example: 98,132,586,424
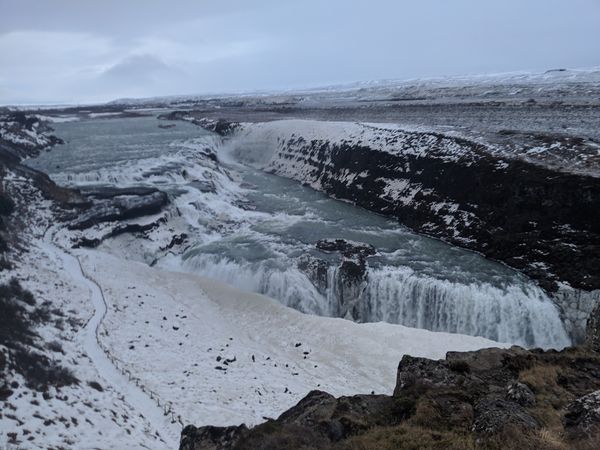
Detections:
77,249,503,429
1,176,503,449
0,185,173,449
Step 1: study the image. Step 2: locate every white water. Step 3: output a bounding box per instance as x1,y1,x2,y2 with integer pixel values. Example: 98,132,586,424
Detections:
28,115,571,350
363,267,565,347
181,251,568,349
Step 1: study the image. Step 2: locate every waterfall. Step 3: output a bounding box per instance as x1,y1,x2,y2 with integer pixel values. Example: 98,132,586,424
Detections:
364,267,570,349
182,253,328,316
181,253,570,350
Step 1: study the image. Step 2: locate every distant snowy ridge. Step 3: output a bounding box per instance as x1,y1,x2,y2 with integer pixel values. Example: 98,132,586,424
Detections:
107,66,600,107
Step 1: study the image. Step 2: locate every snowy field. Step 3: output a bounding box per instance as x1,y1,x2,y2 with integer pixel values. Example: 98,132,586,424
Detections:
78,249,503,429
1,182,503,449
0,186,175,449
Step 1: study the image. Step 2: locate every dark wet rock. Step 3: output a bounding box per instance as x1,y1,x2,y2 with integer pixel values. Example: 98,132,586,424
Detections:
309,240,377,320
72,237,102,249
564,390,600,439
72,220,166,249
316,239,376,259
473,396,540,434
189,180,217,194
505,382,535,406
586,301,600,352
160,233,188,251
78,186,161,199
335,260,366,320
180,424,249,450
297,254,329,294
69,191,168,230
297,241,378,320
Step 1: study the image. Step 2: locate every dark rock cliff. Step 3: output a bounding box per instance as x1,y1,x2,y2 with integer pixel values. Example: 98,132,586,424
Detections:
266,134,600,295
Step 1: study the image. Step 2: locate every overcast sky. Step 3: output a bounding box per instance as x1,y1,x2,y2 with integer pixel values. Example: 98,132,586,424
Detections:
1,0,599,105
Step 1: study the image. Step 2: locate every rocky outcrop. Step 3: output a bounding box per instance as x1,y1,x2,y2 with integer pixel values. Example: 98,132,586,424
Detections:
298,239,377,320
0,112,64,157
564,390,600,440
556,287,600,344
180,425,249,450
181,343,600,449
69,188,168,230
585,301,600,352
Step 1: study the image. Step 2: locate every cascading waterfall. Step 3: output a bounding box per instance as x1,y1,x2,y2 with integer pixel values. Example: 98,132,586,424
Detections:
32,116,572,351
182,253,328,316
182,253,570,349
363,267,570,349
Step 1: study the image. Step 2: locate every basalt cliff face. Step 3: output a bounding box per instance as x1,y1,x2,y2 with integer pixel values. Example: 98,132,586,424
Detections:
214,119,600,342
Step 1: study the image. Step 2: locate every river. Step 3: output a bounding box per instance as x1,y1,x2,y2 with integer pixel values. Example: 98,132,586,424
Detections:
27,114,571,349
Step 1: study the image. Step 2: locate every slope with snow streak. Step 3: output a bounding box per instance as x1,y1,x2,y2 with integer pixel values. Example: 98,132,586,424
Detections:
77,249,506,428
41,231,180,449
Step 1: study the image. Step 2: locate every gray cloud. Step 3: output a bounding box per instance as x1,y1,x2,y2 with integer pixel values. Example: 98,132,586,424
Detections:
1,0,599,104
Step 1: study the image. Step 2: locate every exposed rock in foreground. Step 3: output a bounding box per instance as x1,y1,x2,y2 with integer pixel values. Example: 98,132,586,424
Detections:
181,343,600,449
586,302,600,353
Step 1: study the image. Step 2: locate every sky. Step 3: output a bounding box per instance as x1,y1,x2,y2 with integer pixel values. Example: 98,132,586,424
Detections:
1,0,599,105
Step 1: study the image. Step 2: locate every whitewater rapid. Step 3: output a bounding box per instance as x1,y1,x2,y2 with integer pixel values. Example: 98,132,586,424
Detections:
27,115,571,349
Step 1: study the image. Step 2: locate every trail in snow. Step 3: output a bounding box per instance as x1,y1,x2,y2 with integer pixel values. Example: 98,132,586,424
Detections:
41,228,180,449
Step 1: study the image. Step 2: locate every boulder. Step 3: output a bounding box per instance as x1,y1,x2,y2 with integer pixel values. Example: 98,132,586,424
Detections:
586,301,600,352
394,355,461,394
564,390,600,439
180,424,248,450
505,382,535,407
473,396,540,434
315,239,376,259
69,191,168,230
